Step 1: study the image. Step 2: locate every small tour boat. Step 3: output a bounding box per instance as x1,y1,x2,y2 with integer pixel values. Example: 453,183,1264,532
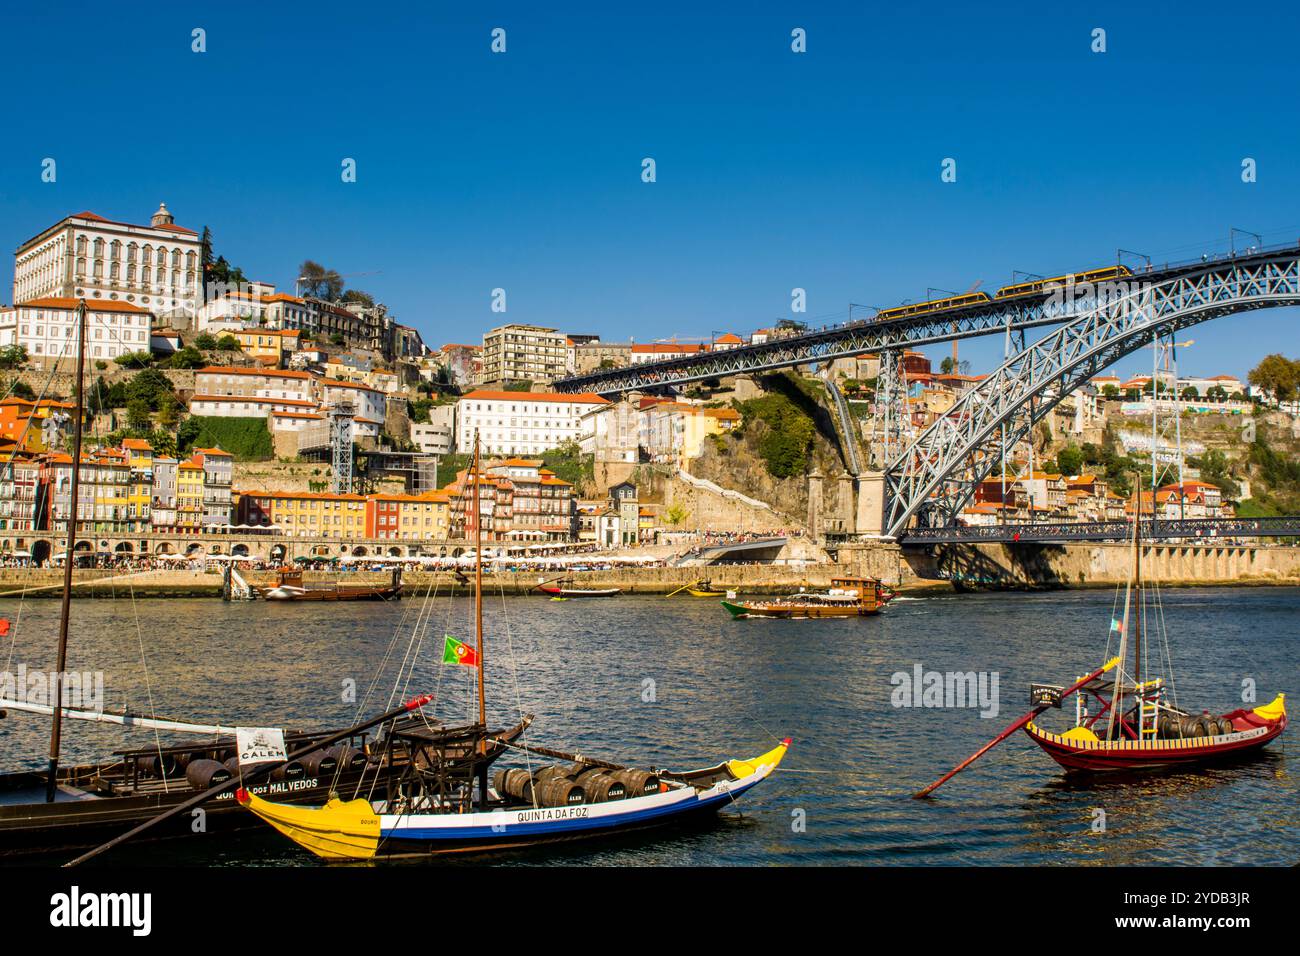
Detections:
687,586,726,598
667,580,726,598
721,577,891,619
255,567,402,602
228,435,785,861
916,505,1287,797
533,578,622,598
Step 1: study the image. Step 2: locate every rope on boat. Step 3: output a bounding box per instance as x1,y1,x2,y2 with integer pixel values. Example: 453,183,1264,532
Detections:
495,574,537,807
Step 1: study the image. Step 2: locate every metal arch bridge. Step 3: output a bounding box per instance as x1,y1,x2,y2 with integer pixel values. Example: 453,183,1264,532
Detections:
552,243,1300,396
884,248,1300,538
901,517,1300,545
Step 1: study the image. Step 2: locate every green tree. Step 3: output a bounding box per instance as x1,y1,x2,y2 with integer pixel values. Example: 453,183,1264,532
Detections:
4,378,35,401
737,392,815,479
157,392,181,429
1055,444,1084,476
1247,354,1300,403
126,398,152,432
168,346,205,369
126,368,176,410
148,429,178,459
0,345,28,370
541,440,594,487
1206,384,1229,401
194,332,217,350
298,260,345,300
177,416,203,453
215,334,241,351
664,504,689,525
113,350,153,369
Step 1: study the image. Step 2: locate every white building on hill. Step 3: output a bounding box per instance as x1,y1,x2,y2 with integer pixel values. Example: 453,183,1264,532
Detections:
457,390,607,455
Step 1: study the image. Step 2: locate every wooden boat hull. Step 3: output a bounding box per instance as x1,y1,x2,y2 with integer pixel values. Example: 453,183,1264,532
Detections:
1025,698,1287,772
0,765,377,857
721,599,880,619
256,585,401,601
536,586,621,598
686,588,726,598
238,739,789,861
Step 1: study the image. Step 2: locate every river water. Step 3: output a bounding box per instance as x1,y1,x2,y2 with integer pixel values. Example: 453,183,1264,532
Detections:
1,585,1296,866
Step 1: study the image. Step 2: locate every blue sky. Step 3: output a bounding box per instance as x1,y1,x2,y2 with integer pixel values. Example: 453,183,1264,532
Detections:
2,1,1298,378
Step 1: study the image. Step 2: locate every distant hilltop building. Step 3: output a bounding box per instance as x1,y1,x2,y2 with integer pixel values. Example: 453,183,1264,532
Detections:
12,204,202,319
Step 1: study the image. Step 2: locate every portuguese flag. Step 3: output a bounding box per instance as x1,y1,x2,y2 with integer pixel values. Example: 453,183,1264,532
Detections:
443,635,479,668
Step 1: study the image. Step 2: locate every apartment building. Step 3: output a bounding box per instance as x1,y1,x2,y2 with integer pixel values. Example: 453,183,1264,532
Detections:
480,324,567,384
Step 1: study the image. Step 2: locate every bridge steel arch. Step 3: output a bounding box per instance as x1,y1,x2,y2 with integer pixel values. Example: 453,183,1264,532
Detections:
883,252,1300,537
554,244,1300,396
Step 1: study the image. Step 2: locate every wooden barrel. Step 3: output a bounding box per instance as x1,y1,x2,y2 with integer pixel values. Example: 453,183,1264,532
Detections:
147,753,181,778
325,744,366,771
575,769,626,802
1157,714,1178,739
300,750,339,777
186,759,232,790
1188,717,1211,738
1217,717,1236,736
531,765,575,785
223,756,243,775
611,769,659,797
271,760,306,781
533,777,585,807
494,768,534,802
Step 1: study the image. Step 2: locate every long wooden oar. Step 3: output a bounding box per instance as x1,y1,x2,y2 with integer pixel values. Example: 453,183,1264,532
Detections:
913,657,1119,798
665,580,702,598
64,693,435,867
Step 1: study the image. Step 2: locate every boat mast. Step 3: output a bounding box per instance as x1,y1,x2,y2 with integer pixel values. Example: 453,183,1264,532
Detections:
46,300,88,803
473,431,485,732
1133,474,1144,735
1106,491,1138,741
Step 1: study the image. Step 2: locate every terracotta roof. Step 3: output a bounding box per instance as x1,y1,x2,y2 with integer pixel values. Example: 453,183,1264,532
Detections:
714,333,744,344
234,489,366,502
320,378,380,393
121,438,153,450
367,490,449,503
189,395,318,408
66,210,197,236
631,343,708,354
17,297,151,314
196,366,314,380
237,328,301,337
193,446,232,456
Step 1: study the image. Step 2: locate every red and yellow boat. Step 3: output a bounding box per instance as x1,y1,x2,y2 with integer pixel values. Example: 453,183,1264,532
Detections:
916,505,1287,797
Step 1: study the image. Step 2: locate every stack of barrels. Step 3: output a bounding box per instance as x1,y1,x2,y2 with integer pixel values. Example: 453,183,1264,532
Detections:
494,763,662,808
1156,712,1236,739
184,742,367,791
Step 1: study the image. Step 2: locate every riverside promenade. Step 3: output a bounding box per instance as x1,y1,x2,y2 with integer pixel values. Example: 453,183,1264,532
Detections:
1,538,1299,599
